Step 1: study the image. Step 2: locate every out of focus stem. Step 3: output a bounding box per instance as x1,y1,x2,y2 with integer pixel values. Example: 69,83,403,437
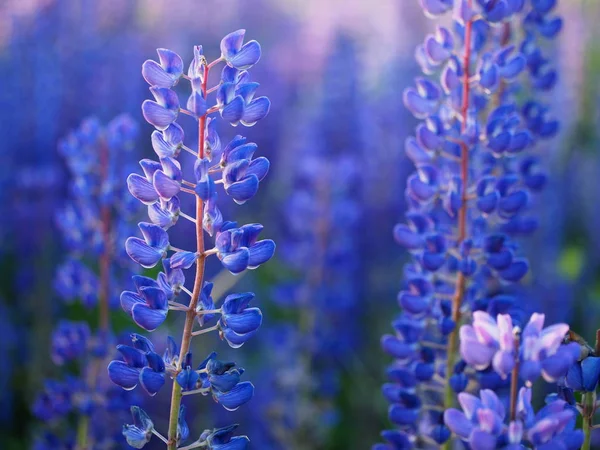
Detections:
443,3,473,447
509,335,520,422
582,391,595,450
166,62,210,450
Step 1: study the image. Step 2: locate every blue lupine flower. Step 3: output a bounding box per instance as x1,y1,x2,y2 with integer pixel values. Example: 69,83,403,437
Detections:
378,0,566,447
125,222,170,268
115,31,272,447
51,321,90,365
220,29,261,70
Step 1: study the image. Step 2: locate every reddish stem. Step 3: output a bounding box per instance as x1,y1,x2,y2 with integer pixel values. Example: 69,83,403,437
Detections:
166,61,210,449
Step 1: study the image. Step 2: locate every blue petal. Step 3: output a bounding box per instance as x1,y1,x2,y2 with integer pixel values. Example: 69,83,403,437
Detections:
142,100,178,131
388,405,419,426
582,357,600,392
213,381,254,411
139,222,169,249
393,224,423,250
176,367,200,391
127,174,159,204
565,363,584,391
403,87,436,118
117,345,146,368
142,59,176,88
226,175,259,204
246,157,269,181
220,30,246,58
499,258,528,281
153,170,180,200
126,238,162,268
139,367,166,396
187,90,208,116
222,307,262,334
222,292,254,314
221,328,257,349
108,360,140,390
381,335,415,360
140,286,168,311
241,96,270,126
132,304,168,331
247,239,275,269
220,248,250,274
121,290,145,315
122,425,151,449
229,40,261,70
209,370,242,393
214,436,249,450
221,96,245,125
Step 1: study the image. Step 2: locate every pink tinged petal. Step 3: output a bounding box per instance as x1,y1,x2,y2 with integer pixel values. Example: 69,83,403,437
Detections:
153,170,181,200
472,312,500,345
229,40,261,70
497,314,514,350
493,350,515,379
480,389,505,421
457,392,482,420
142,100,178,130
220,29,246,59
120,290,145,315
527,418,558,445
127,174,159,204
523,313,545,337
131,303,168,331
241,96,270,126
125,237,162,268
508,420,523,444
537,323,569,355
443,409,473,438
476,409,499,434
108,360,139,390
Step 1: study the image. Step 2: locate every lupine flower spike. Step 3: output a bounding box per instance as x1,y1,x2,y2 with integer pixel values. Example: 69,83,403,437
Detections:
376,1,570,449
111,30,274,449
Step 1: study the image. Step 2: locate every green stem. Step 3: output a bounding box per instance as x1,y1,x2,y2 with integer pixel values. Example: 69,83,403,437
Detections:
76,415,90,450
583,391,596,450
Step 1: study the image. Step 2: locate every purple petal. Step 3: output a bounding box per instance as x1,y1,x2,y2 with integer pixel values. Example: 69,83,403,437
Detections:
220,30,246,59
226,175,259,205
229,40,261,70
170,251,199,270
142,100,178,131
246,157,270,181
121,290,145,315
221,96,245,125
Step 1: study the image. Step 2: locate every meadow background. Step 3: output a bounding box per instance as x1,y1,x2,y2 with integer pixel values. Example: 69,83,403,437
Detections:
0,0,599,448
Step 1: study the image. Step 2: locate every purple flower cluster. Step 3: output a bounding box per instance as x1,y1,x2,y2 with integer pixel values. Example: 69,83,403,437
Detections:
109,30,274,449
376,0,564,448
444,387,583,449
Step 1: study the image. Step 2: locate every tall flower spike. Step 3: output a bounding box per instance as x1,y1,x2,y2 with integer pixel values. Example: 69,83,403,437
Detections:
112,31,273,449
377,1,566,448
